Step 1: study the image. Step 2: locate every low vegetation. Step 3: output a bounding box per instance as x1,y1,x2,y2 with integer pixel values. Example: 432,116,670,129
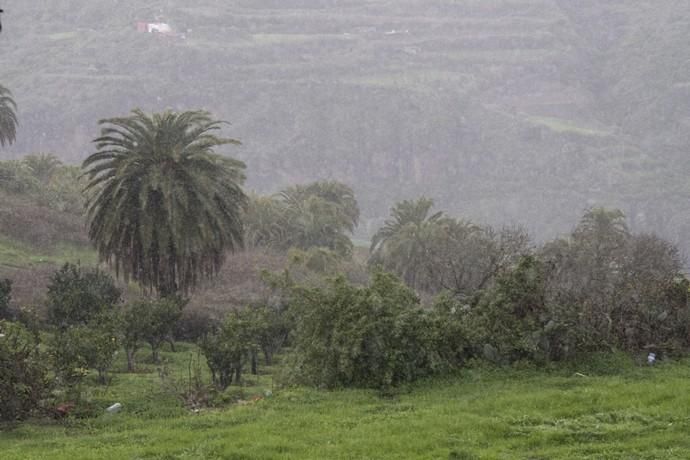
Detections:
2,346,690,459
1,73,689,457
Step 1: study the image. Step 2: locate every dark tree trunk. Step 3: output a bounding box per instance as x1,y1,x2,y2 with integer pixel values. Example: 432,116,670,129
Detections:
151,345,160,364
251,350,258,375
166,335,176,352
263,347,273,366
126,348,136,372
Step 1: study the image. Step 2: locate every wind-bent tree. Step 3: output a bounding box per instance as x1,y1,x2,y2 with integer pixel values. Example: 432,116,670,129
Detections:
0,85,18,147
82,109,248,296
244,181,360,255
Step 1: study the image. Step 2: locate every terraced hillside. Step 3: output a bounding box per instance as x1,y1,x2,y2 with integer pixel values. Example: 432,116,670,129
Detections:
1,0,689,245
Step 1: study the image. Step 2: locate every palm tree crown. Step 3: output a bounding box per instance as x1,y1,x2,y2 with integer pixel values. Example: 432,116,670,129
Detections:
0,84,18,147
82,109,248,296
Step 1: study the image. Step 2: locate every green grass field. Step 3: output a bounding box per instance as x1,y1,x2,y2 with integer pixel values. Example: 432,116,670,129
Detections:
0,236,96,269
3,344,690,460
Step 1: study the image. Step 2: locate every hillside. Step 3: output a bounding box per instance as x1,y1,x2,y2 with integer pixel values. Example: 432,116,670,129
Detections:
1,0,689,247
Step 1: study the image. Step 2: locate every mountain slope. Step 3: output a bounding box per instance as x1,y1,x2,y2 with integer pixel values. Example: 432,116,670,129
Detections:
1,0,688,247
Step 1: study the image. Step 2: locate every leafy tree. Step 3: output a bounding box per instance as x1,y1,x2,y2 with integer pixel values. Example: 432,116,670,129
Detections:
288,272,441,389
541,208,688,355
424,222,531,298
124,298,185,365
46,263,121,328
50,318,120,386
82,109,248,296
0,320,49,421
250,303,291,366
0,84,17,147
200,309,259,389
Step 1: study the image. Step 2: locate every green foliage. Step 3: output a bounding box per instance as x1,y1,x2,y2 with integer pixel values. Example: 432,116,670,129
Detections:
0,278,11,320
0,320,49,421
6,360,690,459
251,303,292,366
22,154,62,184
0,84,17,147
0,160,38,194
429,293,473,369
369,197,445,290
371,197,530,295
0,156,85,214
470,256,553,363
46,263,121,328
541,208,689,355
122,298,185,367
461,208,690,365
50,316,120,386
82,109,248,296
288,272,441,389
200,309,259,389
245,181,359,256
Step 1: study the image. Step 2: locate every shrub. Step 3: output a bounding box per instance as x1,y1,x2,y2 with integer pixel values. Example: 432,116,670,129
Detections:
429,293,473,368
469,256,553,364
50,316,120,386
200,309,260,389
288,272,441,389
46,263,121,328
0,320,49,421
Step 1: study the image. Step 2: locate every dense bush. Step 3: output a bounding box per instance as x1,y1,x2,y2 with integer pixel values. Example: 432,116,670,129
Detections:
200,310,259,389
468,256,554,363
288,272,442,389
0,320,49,421
50,316,120,385
455,209,690,365
46,263,121,328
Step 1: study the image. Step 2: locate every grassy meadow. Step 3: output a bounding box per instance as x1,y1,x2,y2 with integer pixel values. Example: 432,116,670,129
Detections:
3,343,690,460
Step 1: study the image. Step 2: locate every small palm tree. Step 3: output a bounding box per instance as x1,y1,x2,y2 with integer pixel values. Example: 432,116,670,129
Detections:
82,109,248,296
0,85,18,147
370,197,445,290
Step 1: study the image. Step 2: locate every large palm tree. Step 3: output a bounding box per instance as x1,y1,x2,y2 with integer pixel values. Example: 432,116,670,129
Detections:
82,109,248,296
0,84,18,147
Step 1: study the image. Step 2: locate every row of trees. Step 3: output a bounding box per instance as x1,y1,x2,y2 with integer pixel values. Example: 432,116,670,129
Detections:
2,93,689,416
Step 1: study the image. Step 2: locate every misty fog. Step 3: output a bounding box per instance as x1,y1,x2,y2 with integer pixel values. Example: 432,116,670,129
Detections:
1,0,689,250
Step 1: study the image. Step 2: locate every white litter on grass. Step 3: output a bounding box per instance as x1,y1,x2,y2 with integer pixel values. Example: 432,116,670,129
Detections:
647,353,657,365
106,403,122,413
